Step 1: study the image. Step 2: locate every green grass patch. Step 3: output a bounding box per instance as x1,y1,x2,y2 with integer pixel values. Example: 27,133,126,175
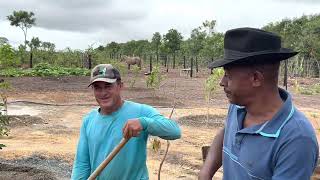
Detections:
293,80,320,95
0,63,90,77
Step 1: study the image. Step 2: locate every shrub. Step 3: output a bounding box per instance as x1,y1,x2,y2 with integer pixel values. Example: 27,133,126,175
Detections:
129,65,141,88
0,81,10,149
146,66,163,98
0,63,90,77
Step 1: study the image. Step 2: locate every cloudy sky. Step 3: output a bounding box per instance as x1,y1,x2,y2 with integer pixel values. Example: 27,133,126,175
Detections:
0,0,320,50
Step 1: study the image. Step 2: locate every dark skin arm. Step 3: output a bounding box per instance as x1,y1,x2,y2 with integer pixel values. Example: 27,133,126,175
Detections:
199,128,224,180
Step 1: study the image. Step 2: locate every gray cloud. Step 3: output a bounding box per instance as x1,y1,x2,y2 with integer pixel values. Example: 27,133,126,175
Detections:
0,0,149,33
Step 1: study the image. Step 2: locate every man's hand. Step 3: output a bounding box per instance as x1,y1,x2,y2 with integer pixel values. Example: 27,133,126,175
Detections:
122,119,143,139
199,128,224,180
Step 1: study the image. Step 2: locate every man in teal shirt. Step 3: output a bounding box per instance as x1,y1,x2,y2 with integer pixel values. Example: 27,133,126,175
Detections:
71,64,181,180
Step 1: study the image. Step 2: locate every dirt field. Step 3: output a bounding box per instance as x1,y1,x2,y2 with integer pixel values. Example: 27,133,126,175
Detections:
0,68,320,179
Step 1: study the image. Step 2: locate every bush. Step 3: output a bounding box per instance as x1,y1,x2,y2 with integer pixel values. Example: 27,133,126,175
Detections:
0,44,19,68
295,82,320,95
108,60,128,78
129,65,141,88
146,66,163,98
0,81,10,150
0,63,90,77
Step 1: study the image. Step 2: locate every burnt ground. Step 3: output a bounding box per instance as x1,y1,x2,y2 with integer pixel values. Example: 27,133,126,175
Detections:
0,68,320,179
0,154,71,180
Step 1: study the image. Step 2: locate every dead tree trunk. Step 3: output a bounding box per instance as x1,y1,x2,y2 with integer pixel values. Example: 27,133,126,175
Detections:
166,56,169,73
196,56,199,73
149,55,153,72
88,54,92,70
173,53,176,69
29,50,33,68
190,57,194,78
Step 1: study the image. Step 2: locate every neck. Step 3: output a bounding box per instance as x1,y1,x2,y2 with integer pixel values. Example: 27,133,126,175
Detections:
100,99,124,115
244,88,283,127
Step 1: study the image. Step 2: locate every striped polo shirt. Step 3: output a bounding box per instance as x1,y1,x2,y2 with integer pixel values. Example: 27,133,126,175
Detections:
223,88,319,180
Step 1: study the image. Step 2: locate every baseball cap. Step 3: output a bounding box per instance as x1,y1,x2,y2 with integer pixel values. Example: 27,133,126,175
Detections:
88,64,121,87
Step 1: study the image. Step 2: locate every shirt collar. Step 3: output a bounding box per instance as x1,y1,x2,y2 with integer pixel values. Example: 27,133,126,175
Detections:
236,88,295,138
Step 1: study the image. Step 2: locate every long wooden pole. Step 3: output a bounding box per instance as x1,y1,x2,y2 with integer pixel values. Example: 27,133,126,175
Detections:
87,138,129,180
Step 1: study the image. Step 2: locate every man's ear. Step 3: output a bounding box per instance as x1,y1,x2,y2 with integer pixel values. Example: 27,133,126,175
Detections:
118,82,124,89
251,70,264,87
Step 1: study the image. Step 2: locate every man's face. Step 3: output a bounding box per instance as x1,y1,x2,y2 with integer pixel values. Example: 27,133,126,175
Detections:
219,66,254,106
92,81,122,111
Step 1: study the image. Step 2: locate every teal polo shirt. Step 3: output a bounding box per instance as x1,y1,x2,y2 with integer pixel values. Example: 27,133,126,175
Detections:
223,88,319,180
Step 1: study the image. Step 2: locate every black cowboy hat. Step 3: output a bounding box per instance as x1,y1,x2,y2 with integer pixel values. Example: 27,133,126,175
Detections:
208,27,298,69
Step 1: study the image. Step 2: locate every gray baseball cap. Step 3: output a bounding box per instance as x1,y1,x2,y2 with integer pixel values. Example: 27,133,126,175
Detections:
88,64,121,87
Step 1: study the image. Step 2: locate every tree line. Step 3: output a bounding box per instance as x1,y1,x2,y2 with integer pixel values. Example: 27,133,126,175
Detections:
1,10,320,77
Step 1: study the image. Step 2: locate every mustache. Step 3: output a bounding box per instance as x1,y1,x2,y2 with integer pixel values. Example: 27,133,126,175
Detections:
224,89,230,94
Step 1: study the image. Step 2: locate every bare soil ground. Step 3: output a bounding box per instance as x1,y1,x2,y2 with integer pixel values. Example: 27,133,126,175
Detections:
0,68,320,179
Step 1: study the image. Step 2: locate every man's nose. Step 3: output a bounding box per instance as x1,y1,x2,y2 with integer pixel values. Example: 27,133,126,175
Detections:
100,88,110,94
219,76,225,87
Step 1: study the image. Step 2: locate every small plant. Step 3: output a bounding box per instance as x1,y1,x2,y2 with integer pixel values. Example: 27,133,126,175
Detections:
298,83,320,95
0,81,10,149
151,138,161,152
293,79,301,93
204,68,224,122
129,65,141,88
109,60,128,78
146,66,163,98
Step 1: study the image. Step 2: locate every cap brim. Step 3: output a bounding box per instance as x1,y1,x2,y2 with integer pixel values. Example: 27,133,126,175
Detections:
208,49,298,69
88,78,117,87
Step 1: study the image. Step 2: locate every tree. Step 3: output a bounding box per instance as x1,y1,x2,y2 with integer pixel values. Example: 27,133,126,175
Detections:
204,68,224,122
146,66,163,99
163,29,183,69
152,32,162,64
0,37,9,46
96,45,105,51
27,37,41,68
0,44,18,68
202,20,216,36
41,41,55,52
201,32,224,60
7,10,36,49
133,40,151,57
262,14,320,77
39,41,56,65
189,27,206,56
106,41,120,59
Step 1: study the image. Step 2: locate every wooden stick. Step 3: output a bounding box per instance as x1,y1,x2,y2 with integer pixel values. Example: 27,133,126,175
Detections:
87,138,129,180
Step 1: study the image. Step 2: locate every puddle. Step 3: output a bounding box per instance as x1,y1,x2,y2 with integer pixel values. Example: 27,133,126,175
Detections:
6,102,59,117
7,103,42,116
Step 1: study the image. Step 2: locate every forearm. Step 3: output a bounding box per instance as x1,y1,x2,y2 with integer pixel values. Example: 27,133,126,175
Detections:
139,115,181,140
71,123,91,179
199,128,224,180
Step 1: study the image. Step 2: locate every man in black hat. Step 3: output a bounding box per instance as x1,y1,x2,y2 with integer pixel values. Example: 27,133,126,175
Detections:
199,27,318,180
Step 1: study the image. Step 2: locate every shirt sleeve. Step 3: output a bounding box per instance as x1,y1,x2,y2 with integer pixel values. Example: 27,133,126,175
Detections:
272,136,318,180
71,118,91,180
138,104,181,140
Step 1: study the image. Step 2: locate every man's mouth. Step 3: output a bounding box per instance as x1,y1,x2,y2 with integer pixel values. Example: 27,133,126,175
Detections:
100,97,110,101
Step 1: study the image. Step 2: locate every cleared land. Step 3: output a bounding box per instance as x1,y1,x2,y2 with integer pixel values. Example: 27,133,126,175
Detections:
1,69,319,179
